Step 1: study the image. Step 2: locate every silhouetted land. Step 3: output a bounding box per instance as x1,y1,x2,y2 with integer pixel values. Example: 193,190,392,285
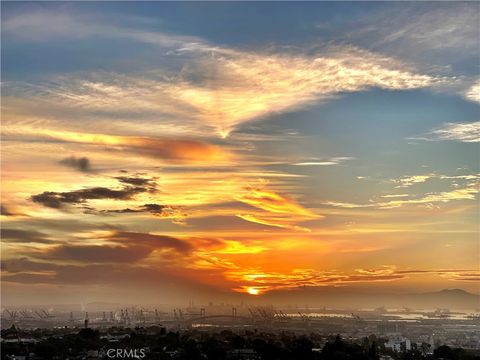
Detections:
2,325,480,360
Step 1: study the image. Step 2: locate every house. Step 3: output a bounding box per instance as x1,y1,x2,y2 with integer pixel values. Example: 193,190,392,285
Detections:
226,349,260,360
385,337,411,352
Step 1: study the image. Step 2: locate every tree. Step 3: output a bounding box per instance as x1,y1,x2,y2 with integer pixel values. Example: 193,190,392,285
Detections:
434,345,454,359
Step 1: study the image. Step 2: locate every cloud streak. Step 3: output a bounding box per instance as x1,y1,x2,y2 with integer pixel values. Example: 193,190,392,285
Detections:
410,122,480,143
325,184,478,209
6,128,231,163
44,244,153,263
430,122,480,143
234,182,320,231
2,9,204,49
1,228,52,244
107,231,193,253
292,157,353,166
236,184,317,217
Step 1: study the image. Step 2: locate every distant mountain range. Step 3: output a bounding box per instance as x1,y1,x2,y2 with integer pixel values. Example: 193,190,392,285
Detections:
263,288,480,310
6,289,479,311
402,289,479,310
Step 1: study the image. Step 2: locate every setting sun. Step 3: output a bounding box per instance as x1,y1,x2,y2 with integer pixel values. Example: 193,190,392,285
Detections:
247,287,260,296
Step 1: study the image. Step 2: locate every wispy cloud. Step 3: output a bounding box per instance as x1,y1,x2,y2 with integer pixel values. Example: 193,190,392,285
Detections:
380,194,410,198
409,122,480,143
377,5,479,53
165,46,443,137
430,122,480,143
339,3,479,101
292,157,353,166
325,172,479,209
236,214,311,232
2,9,450,138
325,184,478,209
2,9,204,49
1,228,52,244
464,80,480,103
236,184,317,217
234,181,320,231
394,174,434,188
343,4,479,68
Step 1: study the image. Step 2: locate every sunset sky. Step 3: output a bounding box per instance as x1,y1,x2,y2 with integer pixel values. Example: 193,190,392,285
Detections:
1,2,479,305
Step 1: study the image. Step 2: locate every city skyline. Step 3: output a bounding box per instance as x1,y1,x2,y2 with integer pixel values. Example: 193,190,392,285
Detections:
1,2,479,306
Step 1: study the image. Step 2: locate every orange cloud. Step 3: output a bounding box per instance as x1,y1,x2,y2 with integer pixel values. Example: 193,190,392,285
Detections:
212,240,267,255
6,128,231,163
235,184,317,217
234,182,320,231
226,266,480,295
228,268,401,295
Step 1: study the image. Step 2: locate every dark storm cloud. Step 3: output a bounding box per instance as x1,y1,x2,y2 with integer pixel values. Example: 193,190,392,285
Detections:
1,228,53,244
44,244,153,263
109,231,193,253
59,156,91,172
31,186,146,209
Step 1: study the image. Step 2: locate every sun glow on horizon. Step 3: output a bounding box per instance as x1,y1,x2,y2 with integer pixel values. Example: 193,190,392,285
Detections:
247,287,261,295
